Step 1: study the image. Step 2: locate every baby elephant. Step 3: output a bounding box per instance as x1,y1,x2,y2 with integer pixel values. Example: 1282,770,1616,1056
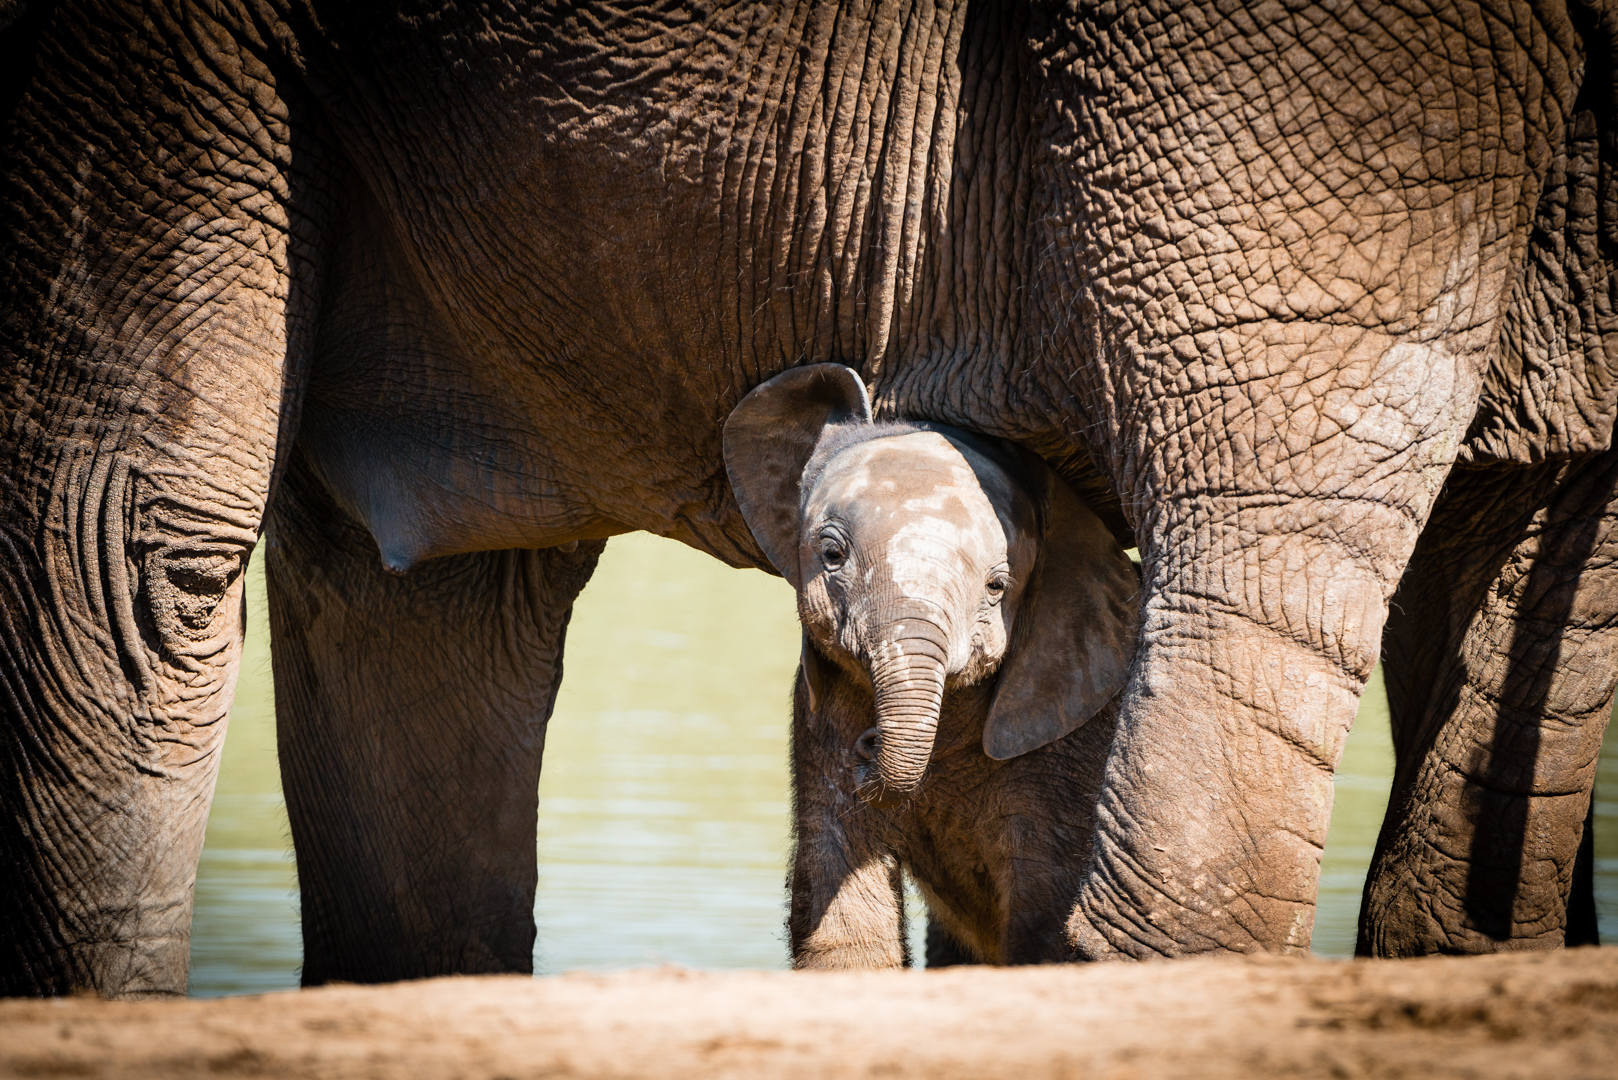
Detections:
724,365,1140,967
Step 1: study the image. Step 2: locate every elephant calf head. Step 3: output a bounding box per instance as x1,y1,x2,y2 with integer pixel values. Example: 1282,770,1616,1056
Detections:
724,364,1141,805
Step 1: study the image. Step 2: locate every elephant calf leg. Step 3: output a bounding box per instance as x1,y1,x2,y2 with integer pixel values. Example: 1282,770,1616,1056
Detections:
788,676,909,969
268,453,602,984
1363,455,1618,955
923,916,980,967
790,848,910,969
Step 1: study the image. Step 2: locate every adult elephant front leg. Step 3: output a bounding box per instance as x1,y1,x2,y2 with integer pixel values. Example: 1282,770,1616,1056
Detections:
0,2,326,996
1362,452,1618,955
1063,345,1472,957
268,454,602,984
1021,1,1589,957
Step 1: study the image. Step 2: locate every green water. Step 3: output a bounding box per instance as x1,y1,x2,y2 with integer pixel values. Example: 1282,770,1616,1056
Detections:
187,533,1618,995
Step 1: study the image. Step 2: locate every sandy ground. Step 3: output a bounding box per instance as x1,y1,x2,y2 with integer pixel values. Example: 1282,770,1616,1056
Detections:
3,949,1616,1079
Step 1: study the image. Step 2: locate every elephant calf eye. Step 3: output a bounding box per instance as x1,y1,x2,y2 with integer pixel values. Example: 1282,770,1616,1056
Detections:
986,574,1009,600
820,540,846,571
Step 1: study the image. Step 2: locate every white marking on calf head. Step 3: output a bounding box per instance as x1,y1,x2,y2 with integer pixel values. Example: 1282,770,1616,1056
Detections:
800,430,1038,678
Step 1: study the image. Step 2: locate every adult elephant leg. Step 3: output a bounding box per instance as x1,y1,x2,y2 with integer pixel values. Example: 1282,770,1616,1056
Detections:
267,454,602,984
1065,457,1435,958
1022,0,1590,958
0,3,323,996
1567,794,1600,947
1360,453,1618,955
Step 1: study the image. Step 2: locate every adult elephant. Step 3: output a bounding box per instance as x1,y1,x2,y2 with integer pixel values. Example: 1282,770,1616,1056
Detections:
2,0,1615,996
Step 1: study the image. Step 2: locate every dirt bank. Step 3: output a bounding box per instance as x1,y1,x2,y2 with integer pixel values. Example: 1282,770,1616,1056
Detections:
3,948,1616,1079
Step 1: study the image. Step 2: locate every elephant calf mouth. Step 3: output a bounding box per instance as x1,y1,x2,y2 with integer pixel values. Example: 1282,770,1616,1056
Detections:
852,727,908,809
855,727,882,762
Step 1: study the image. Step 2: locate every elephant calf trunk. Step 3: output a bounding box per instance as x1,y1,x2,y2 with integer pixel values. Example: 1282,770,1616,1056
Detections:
867,635,948,798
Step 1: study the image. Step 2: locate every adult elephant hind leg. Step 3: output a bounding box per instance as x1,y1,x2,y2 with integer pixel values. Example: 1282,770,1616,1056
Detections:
1358,4,1618,954
0,4,326,996
267,453,602,985
1567,792,1599,947
1360,455,1618,956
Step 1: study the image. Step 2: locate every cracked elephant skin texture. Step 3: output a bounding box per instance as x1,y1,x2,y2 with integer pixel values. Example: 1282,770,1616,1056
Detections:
1,0,1616,996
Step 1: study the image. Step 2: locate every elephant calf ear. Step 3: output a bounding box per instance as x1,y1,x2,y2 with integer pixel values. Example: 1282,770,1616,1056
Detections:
723,364,872,586
982,476,1141,760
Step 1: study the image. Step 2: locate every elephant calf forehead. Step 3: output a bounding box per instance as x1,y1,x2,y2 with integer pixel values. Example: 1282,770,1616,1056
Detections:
820,434,1015,558
831,433,1000,518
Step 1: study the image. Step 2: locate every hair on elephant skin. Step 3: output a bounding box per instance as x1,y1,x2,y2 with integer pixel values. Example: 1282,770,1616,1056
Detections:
724,365,1139,965
6,0,1618,996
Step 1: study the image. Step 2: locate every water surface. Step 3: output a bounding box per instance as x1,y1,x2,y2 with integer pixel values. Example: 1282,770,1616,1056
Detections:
188,533,1618,994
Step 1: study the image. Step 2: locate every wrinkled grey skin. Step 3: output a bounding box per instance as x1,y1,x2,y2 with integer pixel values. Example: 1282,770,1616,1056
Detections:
723,366,1137,966
3,0,1617,997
